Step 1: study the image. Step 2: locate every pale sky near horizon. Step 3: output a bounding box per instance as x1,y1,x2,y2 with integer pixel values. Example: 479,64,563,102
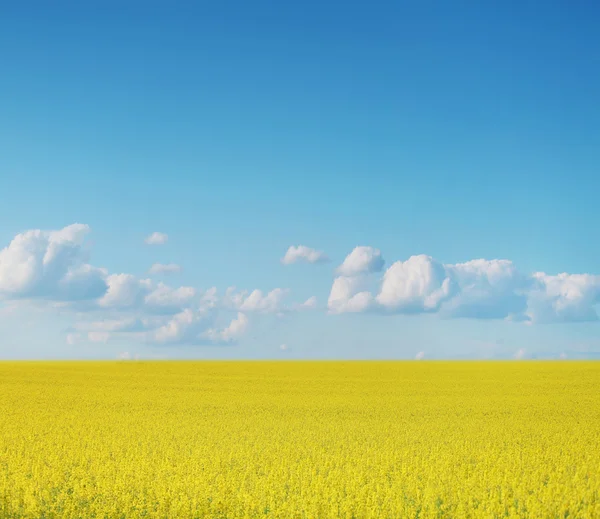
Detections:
1,1,600,359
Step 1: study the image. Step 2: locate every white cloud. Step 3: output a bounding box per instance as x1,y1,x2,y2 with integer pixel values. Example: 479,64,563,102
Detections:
117,351,131,360
328,276,374,314
281,245,329,265
147,307,249,346
204,313,249,343
144,232,168,245
299,296,317,309
526,272,600,323
98,274,147,309
0,223,291,349
96,276,195,314
144,283,196,314
337,246,384,276
200,287,219,309
225,287,289,314
150,308,204,344
559,352,568,359
0,224,107,301
148,263,181,275
514,348,526,359
329,250,536,321
10,221,600,357
443,259,529,319
280,343,289,351
415,351,425,360
376,255,454,313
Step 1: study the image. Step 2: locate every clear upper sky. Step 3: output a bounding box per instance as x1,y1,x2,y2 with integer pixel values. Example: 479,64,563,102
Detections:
1,1,599,359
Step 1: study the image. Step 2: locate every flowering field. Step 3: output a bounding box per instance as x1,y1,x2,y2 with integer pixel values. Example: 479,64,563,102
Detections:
0,361,599,518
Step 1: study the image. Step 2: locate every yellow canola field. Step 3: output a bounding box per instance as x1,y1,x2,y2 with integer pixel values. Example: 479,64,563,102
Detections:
0,361,599,519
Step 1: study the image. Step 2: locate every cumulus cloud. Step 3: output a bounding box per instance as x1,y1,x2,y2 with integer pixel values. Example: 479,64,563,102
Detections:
514,348,526,359
148,263,181,275
149,308,249,345
144,283,196,314
203,313,249,344
74,284,288,347
0,224,108,301
0,223,292,348
337,246,384,277
376,255,454,313
526,272,600,323
150,308,206,344
299,296,317,309
443,259,529,320
144,232,168,245
224,287,289,314
280,343,289,351
97,274,147,309
328,248,552,321
328,276,374,314
96,276,195,314
9,221,600,356
415,351,425,360
281,245,329,265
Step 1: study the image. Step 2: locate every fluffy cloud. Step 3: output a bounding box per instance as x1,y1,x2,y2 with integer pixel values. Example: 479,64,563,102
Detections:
203,313,249,344
0,224,292,347
0,224,108,301
144,283,196,314
224,287,289,314
7,222,600,355
330,255,526,318
376,255,454,313
149,309,248,345
299,296,317,309
97,275,195,314
328,276,374,314
328,247,599,323
281,245,329,265
97,274,148,309
144,232,168,245
336,246,384,276
526,273,600,323
150,308,205,344
443,259,529,319
148,263,181,275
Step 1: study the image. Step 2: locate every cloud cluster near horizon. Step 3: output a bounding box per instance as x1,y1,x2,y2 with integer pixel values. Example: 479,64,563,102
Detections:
0,225,305,347
1,225,600,350
327,247,600,323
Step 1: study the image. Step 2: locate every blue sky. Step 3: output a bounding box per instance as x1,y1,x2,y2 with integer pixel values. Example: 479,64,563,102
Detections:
1,1,600,359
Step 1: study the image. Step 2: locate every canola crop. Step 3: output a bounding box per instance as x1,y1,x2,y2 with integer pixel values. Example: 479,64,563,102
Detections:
0,361,599,518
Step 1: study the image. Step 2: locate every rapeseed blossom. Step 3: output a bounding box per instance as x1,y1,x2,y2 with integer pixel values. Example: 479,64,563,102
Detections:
0,361,598,518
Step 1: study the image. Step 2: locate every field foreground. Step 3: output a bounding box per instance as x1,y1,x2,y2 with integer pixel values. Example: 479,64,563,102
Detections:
0,361,599,518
